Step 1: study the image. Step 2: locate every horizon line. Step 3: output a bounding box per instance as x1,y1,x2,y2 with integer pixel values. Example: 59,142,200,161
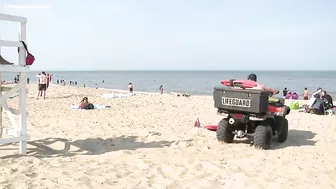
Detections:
30,69,336,72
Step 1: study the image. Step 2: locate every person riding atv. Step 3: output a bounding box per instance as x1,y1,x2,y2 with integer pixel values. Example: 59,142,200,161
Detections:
247,73,289,116
247,74,278,94
213,73,291,149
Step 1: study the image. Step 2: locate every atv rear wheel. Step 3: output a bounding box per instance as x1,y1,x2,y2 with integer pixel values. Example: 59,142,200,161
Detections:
254,125,272,149
277,118,288,143
216,118,234,143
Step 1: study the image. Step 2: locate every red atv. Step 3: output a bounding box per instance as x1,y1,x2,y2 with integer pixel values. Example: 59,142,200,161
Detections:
213,79,290,149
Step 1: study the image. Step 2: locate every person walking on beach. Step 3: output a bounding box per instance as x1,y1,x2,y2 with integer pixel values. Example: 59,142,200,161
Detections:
159,85,163,94
128,82,133,93
283,87,289,98
36,71,48,100
303,87,310,100
46,74,52,89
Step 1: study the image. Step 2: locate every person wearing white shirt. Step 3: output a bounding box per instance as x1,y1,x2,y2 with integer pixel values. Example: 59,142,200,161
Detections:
309,88,323,107
128,82,133,93
36,71,48,99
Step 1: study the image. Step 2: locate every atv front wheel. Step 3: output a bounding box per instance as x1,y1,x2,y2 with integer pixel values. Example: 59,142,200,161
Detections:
216,118,234,143
277,118,288,143
254,125,272,149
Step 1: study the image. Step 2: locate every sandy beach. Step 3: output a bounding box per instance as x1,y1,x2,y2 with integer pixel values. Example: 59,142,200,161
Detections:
0,84,335,189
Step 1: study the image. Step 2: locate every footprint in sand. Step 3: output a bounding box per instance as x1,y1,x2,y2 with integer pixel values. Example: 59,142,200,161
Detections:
149,131,161,136
194,163,203,171
170,140,194,148
78,176,91,186
115,168,133,178
123,150,133,155
10,168,18,174
25,172,38,178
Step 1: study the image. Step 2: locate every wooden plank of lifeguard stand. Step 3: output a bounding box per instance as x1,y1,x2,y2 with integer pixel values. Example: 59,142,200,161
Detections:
0,36,2,138
19,21,28,154
0,13,29,154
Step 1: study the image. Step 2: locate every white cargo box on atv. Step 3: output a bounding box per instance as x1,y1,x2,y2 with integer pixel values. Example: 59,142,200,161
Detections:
213,87,270,114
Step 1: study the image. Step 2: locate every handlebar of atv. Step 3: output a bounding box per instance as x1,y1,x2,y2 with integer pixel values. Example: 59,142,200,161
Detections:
269,90,279,97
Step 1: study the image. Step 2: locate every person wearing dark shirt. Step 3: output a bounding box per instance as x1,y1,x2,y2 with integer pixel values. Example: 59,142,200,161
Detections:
283,87,289,98
322,90,333,109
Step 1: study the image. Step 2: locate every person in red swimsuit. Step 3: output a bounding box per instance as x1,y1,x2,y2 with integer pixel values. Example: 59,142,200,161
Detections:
247,73,289,115
303,87,309,100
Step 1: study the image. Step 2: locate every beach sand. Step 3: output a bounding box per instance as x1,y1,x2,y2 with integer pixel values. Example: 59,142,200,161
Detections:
0,84,335,189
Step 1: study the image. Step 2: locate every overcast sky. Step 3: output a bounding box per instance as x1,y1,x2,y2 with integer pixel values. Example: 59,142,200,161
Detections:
0,0,335,71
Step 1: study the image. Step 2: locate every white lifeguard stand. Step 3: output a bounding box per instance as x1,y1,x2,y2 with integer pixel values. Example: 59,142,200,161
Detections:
0,13,30,154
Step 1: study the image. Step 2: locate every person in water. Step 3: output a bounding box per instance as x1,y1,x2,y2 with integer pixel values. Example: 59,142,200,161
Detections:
247,73,289,115
303,87,310,100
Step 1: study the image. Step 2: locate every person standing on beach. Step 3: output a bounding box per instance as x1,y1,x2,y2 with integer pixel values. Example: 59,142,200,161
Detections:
283,87,289,98
159,85,163,94
36,71,48,99
128,82,133,93
46,74,51,89
303,87,310,100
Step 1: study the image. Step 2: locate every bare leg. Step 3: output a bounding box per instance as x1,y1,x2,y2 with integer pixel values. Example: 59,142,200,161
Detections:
43,90,46,99
37,90,41,99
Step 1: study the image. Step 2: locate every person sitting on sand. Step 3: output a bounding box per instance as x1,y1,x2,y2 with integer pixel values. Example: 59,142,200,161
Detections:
304,89,329,115
312,88,323,98
307,93,325,115
78,97,94,109
309,88,323,107
322,90,333,109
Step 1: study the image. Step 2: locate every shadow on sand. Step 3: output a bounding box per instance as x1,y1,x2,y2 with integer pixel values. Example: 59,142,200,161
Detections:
272,129,316,149
223,129,316,149
0,135,175,159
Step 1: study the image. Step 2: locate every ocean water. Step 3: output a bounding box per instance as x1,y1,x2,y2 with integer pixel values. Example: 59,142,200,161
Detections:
2,71,335,98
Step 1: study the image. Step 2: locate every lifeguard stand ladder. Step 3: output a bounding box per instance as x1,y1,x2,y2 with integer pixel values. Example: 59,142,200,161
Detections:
0,13,30,154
